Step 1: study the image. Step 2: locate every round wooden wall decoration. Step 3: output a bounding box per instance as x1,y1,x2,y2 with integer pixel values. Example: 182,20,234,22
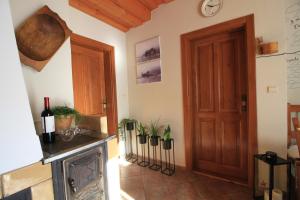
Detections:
15,6,72,72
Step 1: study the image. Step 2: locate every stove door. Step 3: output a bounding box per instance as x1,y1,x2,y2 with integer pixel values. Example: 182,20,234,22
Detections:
63,146,105,200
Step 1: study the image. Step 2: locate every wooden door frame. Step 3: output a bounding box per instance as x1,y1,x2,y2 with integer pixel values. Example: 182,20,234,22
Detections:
71,33,118,136
181,14,257,187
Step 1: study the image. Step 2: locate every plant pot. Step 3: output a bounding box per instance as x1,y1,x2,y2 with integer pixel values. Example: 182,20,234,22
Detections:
55,115,74,133
163,139,172,150
126,122,134,131
138,135,147,144
150,136,159,146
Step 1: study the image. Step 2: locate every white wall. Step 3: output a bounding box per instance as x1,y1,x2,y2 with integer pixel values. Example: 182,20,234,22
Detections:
9,0,129,132
126,0,287,169
286,0,300,104
0,0,43,174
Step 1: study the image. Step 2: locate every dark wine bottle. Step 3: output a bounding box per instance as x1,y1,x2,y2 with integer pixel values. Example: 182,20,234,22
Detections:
41,97,55,143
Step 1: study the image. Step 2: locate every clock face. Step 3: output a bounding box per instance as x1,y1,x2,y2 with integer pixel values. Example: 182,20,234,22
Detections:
201,0,223,17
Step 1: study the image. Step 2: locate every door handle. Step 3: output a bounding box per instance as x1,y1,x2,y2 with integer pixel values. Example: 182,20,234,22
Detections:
68,178,77,193
241,94,247,112
102,100,107,111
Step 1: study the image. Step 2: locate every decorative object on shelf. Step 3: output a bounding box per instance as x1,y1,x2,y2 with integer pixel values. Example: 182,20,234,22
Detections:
136,36,161,84
256,37,263,54
161,125,175,176
148,120,163,171
136,122,150,167
255,37,279,55
52,106,80,134
120,118,138,163
15,5,72,71
200,0,223,17
260,42,279,55
253,153,291,200
41,97,55,144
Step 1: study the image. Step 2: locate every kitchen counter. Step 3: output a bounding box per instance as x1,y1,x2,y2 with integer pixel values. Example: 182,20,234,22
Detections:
40,131,116,164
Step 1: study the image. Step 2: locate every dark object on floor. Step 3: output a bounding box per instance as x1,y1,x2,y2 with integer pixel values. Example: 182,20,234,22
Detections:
289,158,300,200
123,121,137,163
163,139,172,150
161,138,175,176
149,136,162,171
253,154,291,200
138,134,147,144
265,151,277,163
136,134,150,167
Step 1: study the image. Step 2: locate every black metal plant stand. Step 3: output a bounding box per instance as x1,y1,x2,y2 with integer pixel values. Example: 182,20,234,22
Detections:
136,134,150,167
124,122,137,163
253,154,291,200
161,138,175,176
149,136,162,171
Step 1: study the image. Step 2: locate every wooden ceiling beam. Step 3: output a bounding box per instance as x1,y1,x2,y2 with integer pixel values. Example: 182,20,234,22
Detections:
70,0,174,32
69,0,129,31
155,0,174,5
111,0,151,21
154,0,163,4
88,0,143,27
138,0,159,10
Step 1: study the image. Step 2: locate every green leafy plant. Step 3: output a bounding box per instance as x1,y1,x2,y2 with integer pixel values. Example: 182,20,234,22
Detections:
117,122,125,139
163,125,171,141
52,106,80,122
120,118,137,125
149,119,162,137
120,118,137,131
136,122,148,136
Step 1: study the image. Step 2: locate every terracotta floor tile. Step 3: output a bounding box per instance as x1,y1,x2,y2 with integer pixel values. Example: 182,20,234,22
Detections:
120,164,142,178
119,160,252,200
120,188,146,200
121,176,144,191
144,185,169,200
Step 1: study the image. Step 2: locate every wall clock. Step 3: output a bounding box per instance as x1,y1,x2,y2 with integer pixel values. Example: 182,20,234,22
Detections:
201,0,223,17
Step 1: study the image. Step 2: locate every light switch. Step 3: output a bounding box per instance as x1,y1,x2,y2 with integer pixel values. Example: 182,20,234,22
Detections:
267,86,277,93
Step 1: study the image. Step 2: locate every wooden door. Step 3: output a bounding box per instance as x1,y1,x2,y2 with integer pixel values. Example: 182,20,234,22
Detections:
191,30,248,182
71,43,106,116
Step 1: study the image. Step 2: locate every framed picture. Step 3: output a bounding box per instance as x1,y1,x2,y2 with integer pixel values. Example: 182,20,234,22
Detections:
136,36,161,84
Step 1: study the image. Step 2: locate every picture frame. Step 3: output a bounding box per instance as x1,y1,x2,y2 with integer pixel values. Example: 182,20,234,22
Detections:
135,36,162,84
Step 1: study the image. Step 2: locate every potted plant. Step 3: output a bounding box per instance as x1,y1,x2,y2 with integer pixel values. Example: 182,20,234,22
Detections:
121,118,137,131
149,120,161,146
137,122,148,144
163,125,172,150
118,122,125,139
52,106,80,133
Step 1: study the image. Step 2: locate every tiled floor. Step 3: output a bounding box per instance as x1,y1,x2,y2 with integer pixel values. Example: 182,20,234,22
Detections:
119,160,252,200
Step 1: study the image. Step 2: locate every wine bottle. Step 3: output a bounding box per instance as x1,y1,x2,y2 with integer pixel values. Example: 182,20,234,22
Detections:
41,97,55,143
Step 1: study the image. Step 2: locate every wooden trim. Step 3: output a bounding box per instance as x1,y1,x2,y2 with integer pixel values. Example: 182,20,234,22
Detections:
245,14,257,188
69,0,129,32
107,137,119,160
193,170,248,187
111,0,151,21
181,14,257,187
87,0,143,27
31,179,54,200
71,33,118,136
287,103,300,148
0,175,2,199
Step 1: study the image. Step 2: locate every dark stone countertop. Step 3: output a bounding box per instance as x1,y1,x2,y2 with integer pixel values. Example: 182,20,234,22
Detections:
40,130,116,163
